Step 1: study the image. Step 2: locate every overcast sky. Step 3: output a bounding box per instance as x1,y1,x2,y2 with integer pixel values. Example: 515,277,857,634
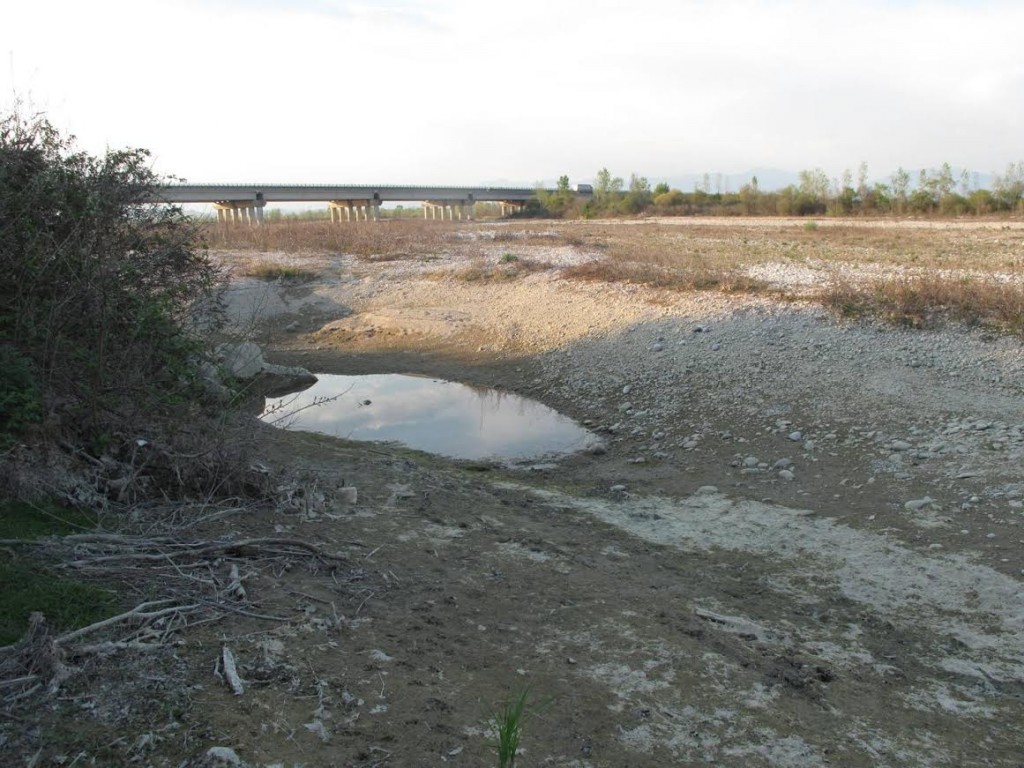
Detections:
3,0,1022,188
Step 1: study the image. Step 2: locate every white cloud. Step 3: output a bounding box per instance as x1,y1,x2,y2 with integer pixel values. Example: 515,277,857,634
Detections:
4,0,1022,186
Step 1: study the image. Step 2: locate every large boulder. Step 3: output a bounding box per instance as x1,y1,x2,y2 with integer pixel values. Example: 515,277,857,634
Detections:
215,342,317,398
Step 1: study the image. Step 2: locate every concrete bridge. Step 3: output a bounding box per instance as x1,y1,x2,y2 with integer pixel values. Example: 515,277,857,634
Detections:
156,184,584,224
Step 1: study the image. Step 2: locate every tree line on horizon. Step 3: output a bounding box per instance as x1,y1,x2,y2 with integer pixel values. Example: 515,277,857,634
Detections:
535,161,1024,218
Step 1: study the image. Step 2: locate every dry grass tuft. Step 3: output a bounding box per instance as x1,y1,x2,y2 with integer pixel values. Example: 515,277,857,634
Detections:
447,258,553,283
241,263,318,282
563,259,771,293
203,219,458,258
821,274,1024,334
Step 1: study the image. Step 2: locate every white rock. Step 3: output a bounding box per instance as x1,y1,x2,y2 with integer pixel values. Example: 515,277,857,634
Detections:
205,747,243,766
778,469,795,481
905,496,935,511
788,431,803,441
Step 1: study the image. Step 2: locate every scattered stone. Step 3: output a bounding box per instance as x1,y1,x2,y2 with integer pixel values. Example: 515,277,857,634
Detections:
905,496,935,511
204,747,243,766
778,469,795,481
651,343,664,352
696,485,719,495
610,484,627,493
743,456,760,468
622,384,633,395
891,440,913,451
773,458,794,469
788,431,803,442
710,342,722,351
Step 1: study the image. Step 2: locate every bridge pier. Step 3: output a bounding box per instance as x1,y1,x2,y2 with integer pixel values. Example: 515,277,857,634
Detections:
498,201,525,217
214,199,265,226
422,199,474,221
328,199,380,222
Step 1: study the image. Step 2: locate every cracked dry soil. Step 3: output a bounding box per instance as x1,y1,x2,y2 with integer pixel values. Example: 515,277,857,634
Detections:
14,220,1024,766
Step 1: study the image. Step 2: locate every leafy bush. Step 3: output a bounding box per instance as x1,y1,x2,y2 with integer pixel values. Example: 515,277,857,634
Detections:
0,108,222,449
0,345,42,444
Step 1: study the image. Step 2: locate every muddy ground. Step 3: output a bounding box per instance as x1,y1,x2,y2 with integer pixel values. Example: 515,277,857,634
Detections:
9,219,1024,766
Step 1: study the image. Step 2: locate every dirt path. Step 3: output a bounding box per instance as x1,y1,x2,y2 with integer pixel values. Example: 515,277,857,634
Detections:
12,222,1024,766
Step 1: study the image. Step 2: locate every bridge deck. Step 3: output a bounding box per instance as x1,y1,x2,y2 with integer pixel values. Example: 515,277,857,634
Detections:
157,184,544,204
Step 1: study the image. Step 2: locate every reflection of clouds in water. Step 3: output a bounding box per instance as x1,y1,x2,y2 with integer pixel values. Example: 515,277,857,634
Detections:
262,374,599,460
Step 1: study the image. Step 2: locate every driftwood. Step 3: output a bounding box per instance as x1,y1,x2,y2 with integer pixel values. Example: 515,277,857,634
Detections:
66,536,346,568
220,645,245,696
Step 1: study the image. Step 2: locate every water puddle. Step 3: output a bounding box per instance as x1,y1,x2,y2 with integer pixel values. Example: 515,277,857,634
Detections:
261,373,602,462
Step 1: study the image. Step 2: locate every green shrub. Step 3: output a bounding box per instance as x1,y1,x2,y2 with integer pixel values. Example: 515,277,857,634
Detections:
0,345,42,444
0,108,222,446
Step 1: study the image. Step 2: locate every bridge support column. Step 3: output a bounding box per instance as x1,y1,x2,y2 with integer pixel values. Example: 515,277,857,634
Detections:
214,200,265,226
330,200,381,223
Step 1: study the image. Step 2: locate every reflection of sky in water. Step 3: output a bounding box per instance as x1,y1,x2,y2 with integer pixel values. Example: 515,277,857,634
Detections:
262,374,601,461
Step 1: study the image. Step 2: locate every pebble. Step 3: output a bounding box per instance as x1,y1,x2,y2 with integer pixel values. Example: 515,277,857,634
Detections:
696,485,719,495
779,469,795,481
891,440,913,451
710,342,722,351
622,384,633,395
743,456,760,468
610,484,627,492
788,431,803,441
773,458,794,469
651,343,664,352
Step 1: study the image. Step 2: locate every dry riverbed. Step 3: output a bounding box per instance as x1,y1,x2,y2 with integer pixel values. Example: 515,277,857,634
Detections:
10,219,1024,766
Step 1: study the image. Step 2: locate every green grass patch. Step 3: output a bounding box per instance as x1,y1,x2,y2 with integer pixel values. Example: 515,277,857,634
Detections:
0,500,113,645
0,558,117,645
0,500,98,540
